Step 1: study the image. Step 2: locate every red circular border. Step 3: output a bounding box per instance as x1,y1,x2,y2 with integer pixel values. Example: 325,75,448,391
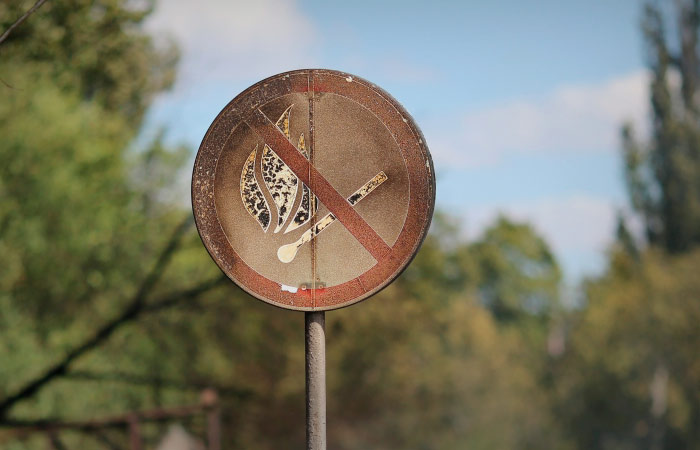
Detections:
192,69,435,311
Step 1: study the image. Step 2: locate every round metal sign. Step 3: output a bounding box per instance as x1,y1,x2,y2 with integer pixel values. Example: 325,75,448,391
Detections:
192,69,435,311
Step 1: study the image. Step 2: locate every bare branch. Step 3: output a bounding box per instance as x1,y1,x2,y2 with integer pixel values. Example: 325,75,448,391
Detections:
0,0,50,47
0,77,18,90
0,217,199,418
143,273,228,313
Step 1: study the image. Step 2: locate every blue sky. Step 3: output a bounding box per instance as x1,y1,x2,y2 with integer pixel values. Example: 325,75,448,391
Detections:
144,0,649,281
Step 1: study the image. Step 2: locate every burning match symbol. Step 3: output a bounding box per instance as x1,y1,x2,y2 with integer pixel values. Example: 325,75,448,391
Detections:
240,105,388,263
277,171,388,263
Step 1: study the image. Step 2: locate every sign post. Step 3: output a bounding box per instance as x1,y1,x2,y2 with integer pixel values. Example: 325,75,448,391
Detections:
305,311,326,450
192,69,435,449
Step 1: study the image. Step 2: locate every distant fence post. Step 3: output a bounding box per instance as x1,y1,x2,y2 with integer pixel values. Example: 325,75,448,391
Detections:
46,430,64,450
202,388,221,450
128,414,142,450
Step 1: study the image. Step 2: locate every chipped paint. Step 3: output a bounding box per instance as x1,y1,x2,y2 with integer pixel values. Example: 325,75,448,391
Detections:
263,144,298,232
278,213,336,263
262,106,298,233
347,171,387,205
240,145,271,231
281,284,298,293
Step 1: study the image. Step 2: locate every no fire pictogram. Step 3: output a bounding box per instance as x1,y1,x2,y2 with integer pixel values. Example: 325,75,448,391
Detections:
192,69,435,311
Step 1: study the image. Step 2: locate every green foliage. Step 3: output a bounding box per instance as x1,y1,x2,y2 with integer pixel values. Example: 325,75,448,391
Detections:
550,3,700,449
0,0,178,128
470,216,561,321
622,0,700,253
554,248,700,449
0,64,215,420
1,73,132,323
0,0,207,435
326,273,569,450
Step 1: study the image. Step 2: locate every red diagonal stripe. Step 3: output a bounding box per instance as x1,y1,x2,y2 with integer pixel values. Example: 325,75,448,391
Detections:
246,108,391,262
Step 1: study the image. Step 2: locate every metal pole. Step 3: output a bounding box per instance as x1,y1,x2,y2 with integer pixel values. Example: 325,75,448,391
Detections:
305,311,326,450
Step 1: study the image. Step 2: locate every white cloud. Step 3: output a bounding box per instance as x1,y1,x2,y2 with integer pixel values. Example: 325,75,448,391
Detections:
146,0,319,88
427,71,650,168
464,195,618,280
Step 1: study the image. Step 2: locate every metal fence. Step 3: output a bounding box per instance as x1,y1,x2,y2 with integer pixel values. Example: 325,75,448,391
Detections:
0,389,220,450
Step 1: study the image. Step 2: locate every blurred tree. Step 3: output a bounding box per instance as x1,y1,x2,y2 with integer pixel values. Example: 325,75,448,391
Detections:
396,212,477,303
553,3,700,449
0,214,569,449
0,0,224,426
470,216,561,321
622,0,700,253
554,247,700,450
316,218,568,450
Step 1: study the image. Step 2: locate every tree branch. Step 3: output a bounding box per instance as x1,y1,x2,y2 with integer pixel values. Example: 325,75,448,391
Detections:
0,0,50,46
0,217,199,418
143,273,228,313
0,77,18,90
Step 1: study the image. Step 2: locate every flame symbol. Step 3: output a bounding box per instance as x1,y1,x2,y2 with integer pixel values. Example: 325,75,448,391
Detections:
240,105,318,233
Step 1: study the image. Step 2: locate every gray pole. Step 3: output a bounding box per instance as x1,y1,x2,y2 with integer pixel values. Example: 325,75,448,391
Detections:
305,311,326,450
